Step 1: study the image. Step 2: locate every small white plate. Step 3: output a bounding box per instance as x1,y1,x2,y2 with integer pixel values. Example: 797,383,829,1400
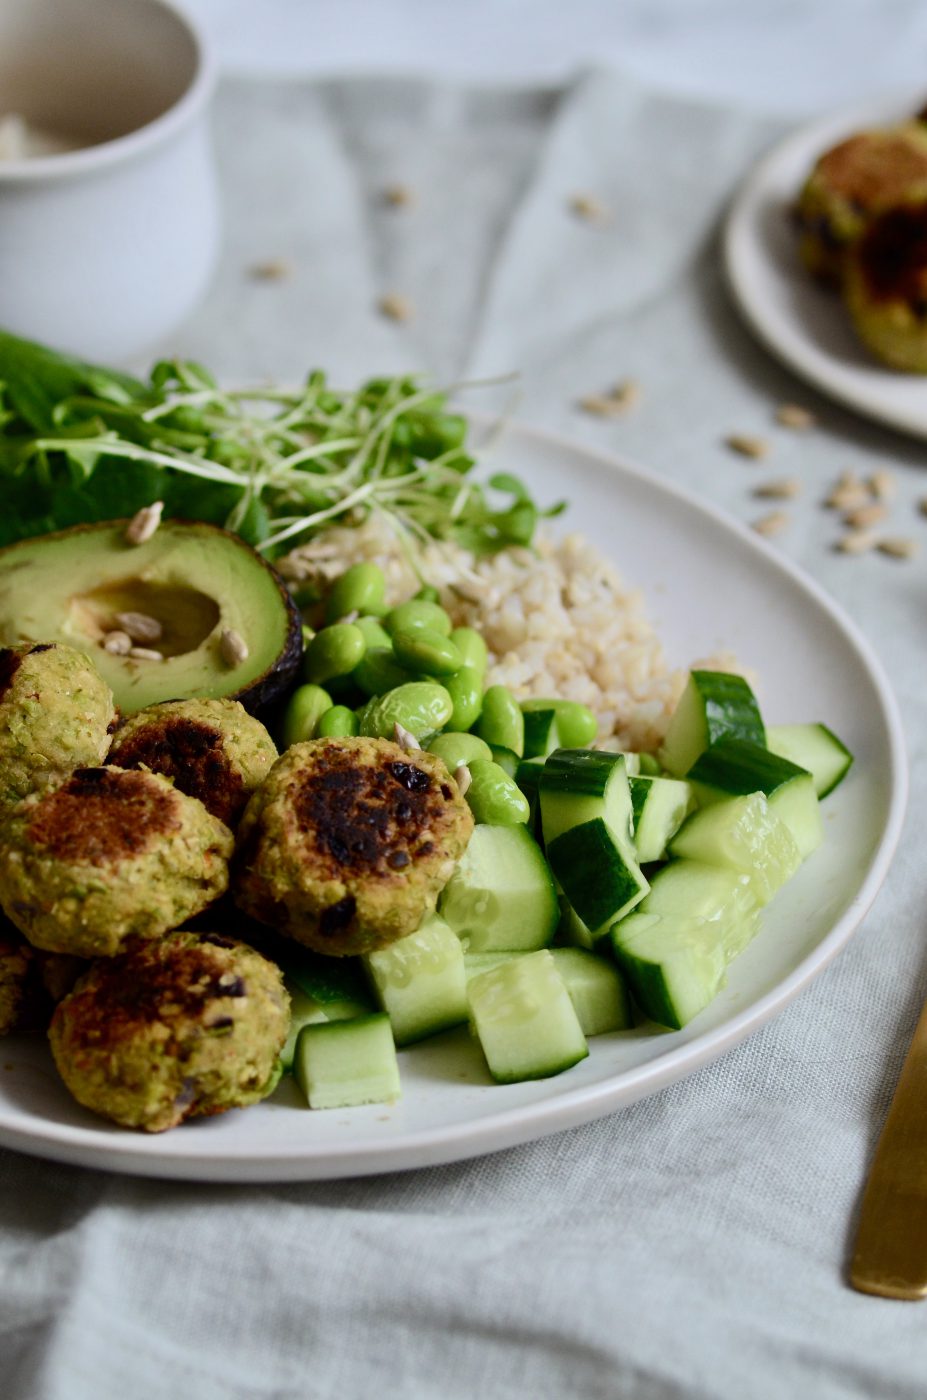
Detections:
724,91,927,438
0,420,907,1181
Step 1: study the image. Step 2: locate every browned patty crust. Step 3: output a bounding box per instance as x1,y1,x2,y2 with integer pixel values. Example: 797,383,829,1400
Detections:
856,198,927,305
49,930,289,1132
235,737,474,956
108,699,277,827
27,765,182,865
0,766,233,957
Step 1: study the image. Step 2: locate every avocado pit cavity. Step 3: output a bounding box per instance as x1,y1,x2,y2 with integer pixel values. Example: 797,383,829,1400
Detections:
70,578,220,659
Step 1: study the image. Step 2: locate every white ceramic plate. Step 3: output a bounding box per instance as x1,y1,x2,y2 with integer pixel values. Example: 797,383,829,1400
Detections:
724,91,927,438
0,420,907,1181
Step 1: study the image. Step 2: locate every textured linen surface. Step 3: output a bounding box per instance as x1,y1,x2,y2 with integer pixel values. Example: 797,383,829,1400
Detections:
3,72,927,1400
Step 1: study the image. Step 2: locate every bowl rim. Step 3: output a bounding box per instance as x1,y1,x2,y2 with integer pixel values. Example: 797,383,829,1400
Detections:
0,0,216,184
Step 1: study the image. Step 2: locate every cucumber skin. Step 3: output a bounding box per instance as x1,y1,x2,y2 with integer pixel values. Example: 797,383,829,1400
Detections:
547,818,648,933
687,737,808,793
659,670,765,777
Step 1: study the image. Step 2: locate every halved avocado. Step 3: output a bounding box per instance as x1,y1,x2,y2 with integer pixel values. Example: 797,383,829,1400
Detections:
0,520,302,714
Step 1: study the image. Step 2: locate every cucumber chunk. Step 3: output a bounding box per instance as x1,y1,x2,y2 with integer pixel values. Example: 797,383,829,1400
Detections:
522,709,563,760
363,914,468,1045
539,749,634,846
629,774,693,863
467,948,588,1082
280,987,331,1071
686,737,822,859
765,722,853,799
557,896,598,950
637,859,761,960
293,1013,401,1109
611,912,729,1030
549,947,633,1035
274,946,373,1020
668,792,802,905
547,817,649,934
439,823,559,952
658,670,765,778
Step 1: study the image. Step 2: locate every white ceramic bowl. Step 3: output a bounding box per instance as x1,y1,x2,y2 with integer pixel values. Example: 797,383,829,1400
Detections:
0,0,219,362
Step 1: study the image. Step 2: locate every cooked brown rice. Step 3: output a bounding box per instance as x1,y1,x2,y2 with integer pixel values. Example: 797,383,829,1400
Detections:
281,519,742,752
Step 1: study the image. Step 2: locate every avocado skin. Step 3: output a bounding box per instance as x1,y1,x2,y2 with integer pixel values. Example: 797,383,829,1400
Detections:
235,565,303,715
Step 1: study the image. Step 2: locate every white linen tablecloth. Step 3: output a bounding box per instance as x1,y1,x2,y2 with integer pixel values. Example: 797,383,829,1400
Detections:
3,69,927,1400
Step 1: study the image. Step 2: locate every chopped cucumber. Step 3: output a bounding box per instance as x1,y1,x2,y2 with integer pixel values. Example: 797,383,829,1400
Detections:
549,947,633,1035
668,791,801,905
464,952,521,978
467,949,588,1082
539,749,634,846
637,859,760,960
611,912,729,1030
557,896,598,950
629,774,693,863
522,708,562,760
765,722,853,799
279,986,331,1071
293,1013,401,1109
547,817,649,934
363,914,468,1045
489,745,520,778
686,738,822,859
274,946,373,1021
439,823,559,952
658,670,765,778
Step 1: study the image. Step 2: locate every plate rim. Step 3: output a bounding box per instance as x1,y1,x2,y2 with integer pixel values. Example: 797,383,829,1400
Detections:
723,87,927,438
0,417,909,1181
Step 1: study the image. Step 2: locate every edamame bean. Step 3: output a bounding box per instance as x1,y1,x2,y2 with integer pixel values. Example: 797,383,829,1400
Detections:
521,698,598,749
325,562,387,623
444,666,483,731
464,759,530,825
427,731,493,771
449,627,487,676
385,599,452,638
281,684,333,748
413,585,441,604
359,682,454,740
355,616,392,651
391,628,462,678
474,685,524,757
353,647,418,697
637,752,661,776
316,704,359,738
303,623,366,684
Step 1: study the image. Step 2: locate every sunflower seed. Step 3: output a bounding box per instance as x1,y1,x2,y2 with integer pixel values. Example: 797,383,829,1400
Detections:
249,258,291,281
754,477,801,500
868,468,897,501
569,193,609,222
834,531,877,554
127,646,163,662
825,484,870,511
775,403,815,430
378,292,413,322
383,183,414,208
115,611,163,644
844,503,888,529
220,629,249,666
726,434,769,460
752,510,790,536
125,501,163,545
393,723,421,753
102,630,132,655
454,764,472,797
877,537,918,559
